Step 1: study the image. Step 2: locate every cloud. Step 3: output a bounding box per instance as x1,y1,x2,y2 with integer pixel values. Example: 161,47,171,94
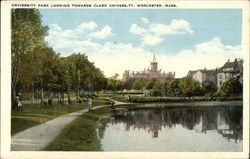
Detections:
45,24,241,79
45,22,114,55
76,21,98,32
155,37,242,78
130,19,193,46
87,37,242,78
149,19,193,36
49,24,62,31
141,17,149,24
89,25,113,39
142,34,164,46
129,24,147,35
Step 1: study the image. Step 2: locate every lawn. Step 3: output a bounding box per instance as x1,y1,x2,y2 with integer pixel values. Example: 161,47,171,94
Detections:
11,98,111,136
44,107,111,151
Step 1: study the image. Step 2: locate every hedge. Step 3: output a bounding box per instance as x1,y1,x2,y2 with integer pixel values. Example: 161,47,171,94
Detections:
128,96,242,103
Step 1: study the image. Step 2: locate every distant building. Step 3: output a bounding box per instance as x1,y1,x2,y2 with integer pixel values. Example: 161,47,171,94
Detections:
187,68,217,84
122,54,175,82
216,58,243,90
186,58,243,90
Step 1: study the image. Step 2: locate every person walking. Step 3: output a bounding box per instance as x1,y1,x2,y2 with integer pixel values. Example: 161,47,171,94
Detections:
88,97,93,111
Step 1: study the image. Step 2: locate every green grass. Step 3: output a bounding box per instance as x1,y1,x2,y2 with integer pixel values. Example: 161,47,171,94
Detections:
44,107,111,151
93,98,112,106
11,98,110,136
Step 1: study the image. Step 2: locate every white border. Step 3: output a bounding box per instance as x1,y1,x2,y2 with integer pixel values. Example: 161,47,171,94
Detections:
1,1,249,159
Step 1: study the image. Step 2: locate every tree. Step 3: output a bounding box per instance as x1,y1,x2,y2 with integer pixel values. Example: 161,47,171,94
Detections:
11,9,48,108
179,78,202,97
132,79,147,92
151,81,164,96
166,79,181,96
146,79,156,90
220,77,243,96
107,74,123,92
202,81,217,94
123,78,135,90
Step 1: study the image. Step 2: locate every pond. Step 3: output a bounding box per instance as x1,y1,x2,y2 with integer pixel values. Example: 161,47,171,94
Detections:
97,105,242,152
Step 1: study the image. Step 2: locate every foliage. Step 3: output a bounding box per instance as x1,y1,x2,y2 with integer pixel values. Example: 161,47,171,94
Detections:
150,81,164,96
128,96,243,103
179,78,203,97
202,81,217,94
11,9,48,107
220,77,243,96
122,78,135,90
107,74,123,92
164,79,181,96
146,79,156,90
132,79,147,92
11,9,107,107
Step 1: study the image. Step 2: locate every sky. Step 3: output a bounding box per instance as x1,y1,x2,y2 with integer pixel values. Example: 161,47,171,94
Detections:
39,9,242,78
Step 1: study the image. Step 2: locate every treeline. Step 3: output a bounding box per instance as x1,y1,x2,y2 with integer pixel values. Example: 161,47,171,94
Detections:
110,77,242,97
11,9,106,108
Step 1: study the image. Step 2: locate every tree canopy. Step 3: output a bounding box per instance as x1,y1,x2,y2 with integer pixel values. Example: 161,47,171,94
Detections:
11,9,107,107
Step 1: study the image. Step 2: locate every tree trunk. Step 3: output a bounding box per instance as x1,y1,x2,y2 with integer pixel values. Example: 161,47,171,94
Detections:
67,90,71,105
62,93,65,103
58,92,60,104
41,88,44,107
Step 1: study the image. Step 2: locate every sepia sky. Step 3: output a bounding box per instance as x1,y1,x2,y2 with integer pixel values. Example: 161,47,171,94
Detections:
40,9,242,78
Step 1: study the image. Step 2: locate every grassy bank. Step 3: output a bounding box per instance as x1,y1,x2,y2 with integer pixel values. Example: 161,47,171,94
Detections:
128,96,243,103
45,107,111,151
11,98,110,136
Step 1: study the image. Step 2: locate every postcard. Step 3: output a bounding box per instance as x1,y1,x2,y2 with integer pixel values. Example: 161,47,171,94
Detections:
1,0,249,159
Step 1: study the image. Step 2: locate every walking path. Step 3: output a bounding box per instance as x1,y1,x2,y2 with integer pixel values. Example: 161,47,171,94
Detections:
105,97,128,105
11,98,127,151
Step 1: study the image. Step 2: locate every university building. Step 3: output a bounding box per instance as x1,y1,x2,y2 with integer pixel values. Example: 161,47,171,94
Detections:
187,58,243,90
122,54,175,82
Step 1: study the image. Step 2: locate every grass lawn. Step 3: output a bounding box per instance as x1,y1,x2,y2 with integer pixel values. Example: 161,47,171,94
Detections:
11,98,110,136
44,107,111,151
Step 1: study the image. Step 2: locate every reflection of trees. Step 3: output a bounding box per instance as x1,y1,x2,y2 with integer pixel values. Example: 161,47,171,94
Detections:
111,106,242,141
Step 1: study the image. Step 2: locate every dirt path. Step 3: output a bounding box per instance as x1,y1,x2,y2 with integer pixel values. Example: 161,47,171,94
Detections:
11,98,128,151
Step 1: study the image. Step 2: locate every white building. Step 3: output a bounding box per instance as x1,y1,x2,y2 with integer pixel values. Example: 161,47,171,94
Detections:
216,58,243,90
187,58,243,91
187,68,217,85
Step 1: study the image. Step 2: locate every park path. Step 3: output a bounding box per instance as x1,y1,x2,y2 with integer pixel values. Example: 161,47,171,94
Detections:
11,98,127,151
106,97,128,105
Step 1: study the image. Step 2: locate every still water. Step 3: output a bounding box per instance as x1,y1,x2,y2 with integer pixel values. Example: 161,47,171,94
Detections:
98,105,242,151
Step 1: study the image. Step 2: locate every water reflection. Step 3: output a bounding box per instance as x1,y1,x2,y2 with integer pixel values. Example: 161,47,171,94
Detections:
115,106,242,141
100,105,242,151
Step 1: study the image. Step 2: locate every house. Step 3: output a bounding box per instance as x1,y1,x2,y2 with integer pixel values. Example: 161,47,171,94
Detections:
187,68,217,85
216,58,243,90
187,58,243,91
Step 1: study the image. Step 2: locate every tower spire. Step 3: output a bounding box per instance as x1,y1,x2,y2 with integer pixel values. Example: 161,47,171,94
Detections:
153,53,156,62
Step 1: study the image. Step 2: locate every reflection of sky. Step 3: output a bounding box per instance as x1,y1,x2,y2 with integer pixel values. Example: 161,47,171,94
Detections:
101,123,242,152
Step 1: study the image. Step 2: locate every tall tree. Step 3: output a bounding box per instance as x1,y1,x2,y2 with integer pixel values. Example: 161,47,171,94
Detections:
11,9,48,108
107,74,123,92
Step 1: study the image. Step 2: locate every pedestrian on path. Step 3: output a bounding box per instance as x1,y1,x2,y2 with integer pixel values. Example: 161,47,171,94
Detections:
88,97,93,111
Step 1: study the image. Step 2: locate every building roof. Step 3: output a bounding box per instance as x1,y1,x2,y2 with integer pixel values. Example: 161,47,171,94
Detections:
187,69,216,77
222,62,235,68
187,70,198,77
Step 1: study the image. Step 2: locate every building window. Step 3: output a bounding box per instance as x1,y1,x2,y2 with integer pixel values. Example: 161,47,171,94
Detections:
219,75,222,79
219,81,222,86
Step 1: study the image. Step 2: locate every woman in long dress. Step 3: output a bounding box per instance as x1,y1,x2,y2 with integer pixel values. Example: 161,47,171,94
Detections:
88,97,93,111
